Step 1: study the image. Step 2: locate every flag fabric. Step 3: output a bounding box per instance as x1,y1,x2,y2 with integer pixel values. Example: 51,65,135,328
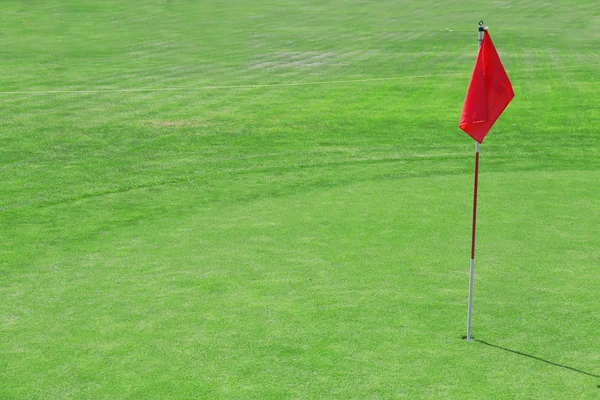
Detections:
459,31,514,143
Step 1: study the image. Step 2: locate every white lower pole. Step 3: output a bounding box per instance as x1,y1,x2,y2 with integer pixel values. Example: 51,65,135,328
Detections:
467,258,475,340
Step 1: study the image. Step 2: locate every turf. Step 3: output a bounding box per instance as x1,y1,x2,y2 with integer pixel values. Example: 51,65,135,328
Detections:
1,1,599,399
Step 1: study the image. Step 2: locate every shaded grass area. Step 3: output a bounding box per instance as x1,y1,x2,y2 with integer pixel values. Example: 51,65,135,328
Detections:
1,0,599,399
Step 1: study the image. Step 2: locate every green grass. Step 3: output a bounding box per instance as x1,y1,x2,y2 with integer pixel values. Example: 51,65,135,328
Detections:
1,0,599,398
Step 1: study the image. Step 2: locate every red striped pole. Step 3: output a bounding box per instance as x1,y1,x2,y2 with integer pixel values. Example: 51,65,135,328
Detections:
466,141,480,341
466,21,486,341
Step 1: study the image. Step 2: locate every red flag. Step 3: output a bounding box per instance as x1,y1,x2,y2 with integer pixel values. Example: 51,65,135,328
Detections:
459,31,514,143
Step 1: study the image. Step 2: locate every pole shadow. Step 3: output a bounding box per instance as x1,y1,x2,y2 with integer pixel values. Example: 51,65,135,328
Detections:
474,339,600,379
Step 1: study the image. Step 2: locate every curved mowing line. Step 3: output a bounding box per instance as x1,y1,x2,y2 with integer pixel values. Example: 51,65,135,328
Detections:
0,64,595,95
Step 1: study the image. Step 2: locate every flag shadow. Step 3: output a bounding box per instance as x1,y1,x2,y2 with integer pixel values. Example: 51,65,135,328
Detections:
474,339,600,379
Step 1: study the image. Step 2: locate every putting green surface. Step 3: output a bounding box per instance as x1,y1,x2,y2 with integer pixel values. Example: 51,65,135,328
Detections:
1,1,599,398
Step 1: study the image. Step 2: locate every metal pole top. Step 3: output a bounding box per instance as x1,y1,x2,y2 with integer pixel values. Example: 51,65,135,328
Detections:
478,21,487,49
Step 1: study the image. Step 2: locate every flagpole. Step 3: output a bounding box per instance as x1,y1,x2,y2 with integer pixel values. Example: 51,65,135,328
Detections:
466,21,486,342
